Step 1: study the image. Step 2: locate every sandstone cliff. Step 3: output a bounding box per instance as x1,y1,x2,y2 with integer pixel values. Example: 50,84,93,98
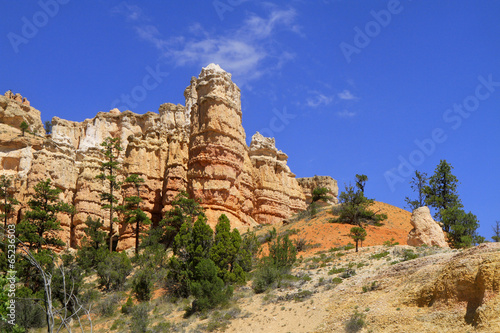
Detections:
297,175,339,204
0,64,321,250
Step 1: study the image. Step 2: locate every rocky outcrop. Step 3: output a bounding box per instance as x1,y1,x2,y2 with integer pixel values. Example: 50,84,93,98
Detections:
0,64,313,250
404,243,500,329
250,133,306,224
297,175,338,204
0,92,43,135
407,206,448,248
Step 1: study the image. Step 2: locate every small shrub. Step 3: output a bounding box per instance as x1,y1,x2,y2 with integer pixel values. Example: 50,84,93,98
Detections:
97,252,133,291
369,251,390,260
362,281,380,293
383,238,399,247
331,277,343,285
344,243,355,251
340,268,356,279
121,296,134,314
294,238,309,252
328,267,346,275
151,322,172,333
252,260,280,294
402,249,419,261
130,303,149,333
132,268,155,301
345,310,366,333
97,294,122,317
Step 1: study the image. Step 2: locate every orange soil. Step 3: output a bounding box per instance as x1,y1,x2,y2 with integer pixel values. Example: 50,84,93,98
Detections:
257,201,413,258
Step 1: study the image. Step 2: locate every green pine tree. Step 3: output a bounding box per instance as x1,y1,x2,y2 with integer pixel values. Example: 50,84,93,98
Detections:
424,160,463,230
96,137,122,252
209,214,246,284
442,206,480,248
0,175,18,229
331,175,387,227
76,216,109,272
349,227,367,252
121,174,151,254
312,187,332,203
17,179,73,253
158,191,205,248
20,121,28,136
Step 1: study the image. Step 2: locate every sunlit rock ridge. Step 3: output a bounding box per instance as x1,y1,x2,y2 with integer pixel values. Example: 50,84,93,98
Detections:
0,64,337,250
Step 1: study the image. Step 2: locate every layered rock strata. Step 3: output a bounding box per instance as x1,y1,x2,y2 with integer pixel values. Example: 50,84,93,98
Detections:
297,175,339,204
0,64,322,249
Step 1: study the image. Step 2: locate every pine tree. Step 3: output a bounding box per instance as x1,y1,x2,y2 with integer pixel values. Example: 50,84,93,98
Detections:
0,175,18,229
209,214,246,284
96,137,122,252
492,221,500,242
76,216,108,272
121,174,151,254
404,170,428,211
16,179,73,295
355,174,368,194
44,120,52,135
331,175,387,227
168,215,213,297
424,160,462,230
312,187,332,203
20,121,28,136
442,206,480,248
158,191,205,248
349,227,367,252
17,179,74,253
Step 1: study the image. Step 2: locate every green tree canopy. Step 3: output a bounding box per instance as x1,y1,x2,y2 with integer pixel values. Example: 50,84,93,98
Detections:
0,175,18,229
96,137,122,252
349,227,367,253
442,206,481,248
121,174,150,254
17,179,73,253
20,121,28,136
209,214,248,284
158,191,205,248
424,160,462,229
331,176,387,227
312,187,333,203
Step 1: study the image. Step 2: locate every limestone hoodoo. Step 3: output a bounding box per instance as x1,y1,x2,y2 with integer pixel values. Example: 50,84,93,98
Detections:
187,64,255,227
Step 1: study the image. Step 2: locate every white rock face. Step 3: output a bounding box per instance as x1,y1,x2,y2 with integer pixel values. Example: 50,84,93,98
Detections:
407,206,449,248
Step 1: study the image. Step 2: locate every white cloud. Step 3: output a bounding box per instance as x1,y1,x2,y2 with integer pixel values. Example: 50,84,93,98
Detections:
306,92,334,108
119,6,301,82
337,89,356,100
111,3,147,22
336,109,356,118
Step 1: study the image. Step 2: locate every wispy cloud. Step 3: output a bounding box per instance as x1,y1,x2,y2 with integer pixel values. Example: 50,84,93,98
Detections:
336,109,356,118
306,92,334,108
337,89,356,100
115,5,301,82
111,3,147,22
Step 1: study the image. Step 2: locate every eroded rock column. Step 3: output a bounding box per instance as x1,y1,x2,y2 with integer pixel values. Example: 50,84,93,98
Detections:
187,64,250,227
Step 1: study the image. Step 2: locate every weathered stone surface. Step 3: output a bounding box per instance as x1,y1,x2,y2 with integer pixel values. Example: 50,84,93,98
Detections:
0,65,319,250
0,92,43,135
249,132,306,224
297,175,338,204
407,206,449,248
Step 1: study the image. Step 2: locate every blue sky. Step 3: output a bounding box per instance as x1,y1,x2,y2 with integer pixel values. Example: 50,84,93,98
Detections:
1,0,499,240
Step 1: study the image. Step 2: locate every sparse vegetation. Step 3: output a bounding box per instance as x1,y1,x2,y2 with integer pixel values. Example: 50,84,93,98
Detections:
345,310,366,332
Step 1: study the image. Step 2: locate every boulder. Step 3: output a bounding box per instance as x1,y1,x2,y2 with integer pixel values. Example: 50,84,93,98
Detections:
407,206,448,247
